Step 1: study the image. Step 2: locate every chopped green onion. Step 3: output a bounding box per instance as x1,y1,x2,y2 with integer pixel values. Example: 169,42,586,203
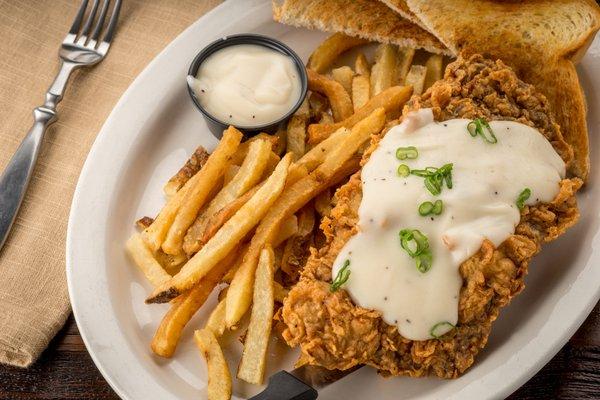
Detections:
419,200,443,216
410,168,430,177
516,188,531,210
418,201,434,216
412,230,429,250
397,164,410,177
416,251,433,273
411,164,453,196
424,176,441,195
467,118,497,144
432,200,443,215
430,321,455,339
330,259,351,292
396,146,418,160
399,229,432,272
399,229,418,257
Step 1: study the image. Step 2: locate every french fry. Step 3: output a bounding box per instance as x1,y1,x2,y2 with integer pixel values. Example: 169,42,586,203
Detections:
308,85,413,144
307,33,368,73
126,233,171,287
147,154,292,303
262,151,281,179
136,216,154,230
225,109,385,328
352,75,370,111
286,115,306,159
424,54,444,91
273,281,289,303
405,65,427,95
273,128,287,156
294,96,310,119
199,185,261,245
274,215,298,246
296,127,350,172
163,146,210,198
308,92,329,120
221,214,296,286
394,47,416,85
154,250,187,276
314,188,332,217
183,139,272,255
229,133,278,166
222,165,240,186
205,297,227,337
237,246,275,384
331,66,354,95
307,69,353,122
143,127,242,253
370,44,398,96
355,53,371,77
150,248,238,358
194,329,232,400
222,243,249,285
319,111,334,125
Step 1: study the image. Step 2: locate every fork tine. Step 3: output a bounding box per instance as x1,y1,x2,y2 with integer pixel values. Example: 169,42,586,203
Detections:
68,0,89,35
102,0,122,44
79,0,100,40
90,0,111,42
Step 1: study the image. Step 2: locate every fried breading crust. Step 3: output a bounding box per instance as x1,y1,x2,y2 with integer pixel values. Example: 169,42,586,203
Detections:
282,55,582,378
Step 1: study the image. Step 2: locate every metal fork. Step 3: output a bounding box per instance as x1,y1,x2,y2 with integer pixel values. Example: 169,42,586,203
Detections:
0,0,121,250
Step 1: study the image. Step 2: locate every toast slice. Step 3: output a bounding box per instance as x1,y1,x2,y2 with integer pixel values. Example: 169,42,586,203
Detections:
378,0,428,32
403,0,600,180
271,0,452,56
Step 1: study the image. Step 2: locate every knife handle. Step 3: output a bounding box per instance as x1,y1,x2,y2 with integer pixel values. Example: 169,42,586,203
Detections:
249,371,318,400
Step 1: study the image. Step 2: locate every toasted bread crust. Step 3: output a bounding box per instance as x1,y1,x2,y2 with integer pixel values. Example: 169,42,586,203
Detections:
272,0,452,56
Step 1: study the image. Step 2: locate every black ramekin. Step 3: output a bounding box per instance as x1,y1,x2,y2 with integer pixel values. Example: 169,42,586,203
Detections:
187,34,308,139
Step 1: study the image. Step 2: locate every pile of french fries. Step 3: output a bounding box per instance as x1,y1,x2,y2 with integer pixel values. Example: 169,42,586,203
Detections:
126,33,445,400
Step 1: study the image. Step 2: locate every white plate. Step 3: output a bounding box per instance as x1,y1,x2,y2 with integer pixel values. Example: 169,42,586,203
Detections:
66,1,600,399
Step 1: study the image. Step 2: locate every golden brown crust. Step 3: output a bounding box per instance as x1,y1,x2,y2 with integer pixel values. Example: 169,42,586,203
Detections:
272,0,452,56
404,0,600,180
282,56,582,378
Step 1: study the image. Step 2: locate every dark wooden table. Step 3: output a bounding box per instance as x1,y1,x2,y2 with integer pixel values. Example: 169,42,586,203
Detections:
0,304,597,399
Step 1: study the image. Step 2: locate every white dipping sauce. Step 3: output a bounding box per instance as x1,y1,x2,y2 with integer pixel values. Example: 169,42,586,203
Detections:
331,109,565,340
187,44,302,126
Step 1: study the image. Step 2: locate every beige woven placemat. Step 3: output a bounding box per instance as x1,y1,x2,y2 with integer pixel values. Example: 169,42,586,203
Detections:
0,0,222,368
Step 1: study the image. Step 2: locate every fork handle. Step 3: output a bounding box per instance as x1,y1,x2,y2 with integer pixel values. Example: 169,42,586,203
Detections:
0,60,76,250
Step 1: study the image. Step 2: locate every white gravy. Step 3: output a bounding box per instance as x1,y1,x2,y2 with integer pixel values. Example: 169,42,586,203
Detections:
331,109,565,340
187,44,302,126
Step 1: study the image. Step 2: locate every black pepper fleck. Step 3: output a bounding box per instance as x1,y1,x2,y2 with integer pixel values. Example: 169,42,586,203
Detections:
406,319,411,323
384,297,388,301
430,217,434,221
494,191,498,195
443,123,448,127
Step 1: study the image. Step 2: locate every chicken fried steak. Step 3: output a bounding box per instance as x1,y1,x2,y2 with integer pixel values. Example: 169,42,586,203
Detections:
281,55,582,378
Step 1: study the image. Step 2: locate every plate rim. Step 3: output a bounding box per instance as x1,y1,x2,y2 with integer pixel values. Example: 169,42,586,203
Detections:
66,1,600,399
